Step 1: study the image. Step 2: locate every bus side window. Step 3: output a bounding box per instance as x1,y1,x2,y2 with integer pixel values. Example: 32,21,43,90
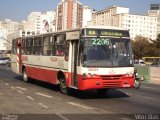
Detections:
43,36,52,56
26,38,33,55
53,34,66,56
33,37,43,55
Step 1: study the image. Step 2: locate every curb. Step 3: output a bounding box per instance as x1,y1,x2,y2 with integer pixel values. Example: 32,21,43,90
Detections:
149,77,160,85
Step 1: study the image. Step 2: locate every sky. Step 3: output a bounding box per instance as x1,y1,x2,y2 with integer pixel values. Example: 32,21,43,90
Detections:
0,0,159,22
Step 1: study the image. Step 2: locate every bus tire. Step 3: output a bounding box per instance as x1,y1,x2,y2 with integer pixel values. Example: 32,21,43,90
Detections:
23,68,29,82
59,76,70,95
97,88,109,95
134,80,141,89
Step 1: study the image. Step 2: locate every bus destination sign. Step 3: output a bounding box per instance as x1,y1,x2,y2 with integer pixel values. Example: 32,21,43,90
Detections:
101,31,123,37
85,29,129,37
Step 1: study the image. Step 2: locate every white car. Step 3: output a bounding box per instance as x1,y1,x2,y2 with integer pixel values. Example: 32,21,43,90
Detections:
0,58,7,65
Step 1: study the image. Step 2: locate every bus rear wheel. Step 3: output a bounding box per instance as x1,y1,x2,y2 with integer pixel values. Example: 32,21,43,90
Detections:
23,68,29,82
59,77,70,95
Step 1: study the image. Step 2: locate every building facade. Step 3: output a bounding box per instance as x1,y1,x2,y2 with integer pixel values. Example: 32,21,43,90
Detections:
25,11,56,34
25,12,42,34
116,14,157,40
0,19,20,51
82,6,93,27
148,4,160,35
56,0,83,31
92,6,129,26
0,27,7,51
40,11,56,33
91,6,157,40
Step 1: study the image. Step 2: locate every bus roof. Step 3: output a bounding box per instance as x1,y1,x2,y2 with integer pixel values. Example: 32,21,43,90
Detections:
83,26,128,31
14,26,129,40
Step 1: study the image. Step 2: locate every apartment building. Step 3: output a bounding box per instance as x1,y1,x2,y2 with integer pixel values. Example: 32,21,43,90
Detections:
116,14,157,40
82,6,93,27
0,19,21,51
0,27,7,51
91,6,157,40
92,6,129,26
0,19,20,35
56,0,83,31
23,11,56,34
148,4,160,35
25,12,42,34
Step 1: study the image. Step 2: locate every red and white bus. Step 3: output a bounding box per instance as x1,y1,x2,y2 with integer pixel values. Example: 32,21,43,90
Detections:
11,26,135,94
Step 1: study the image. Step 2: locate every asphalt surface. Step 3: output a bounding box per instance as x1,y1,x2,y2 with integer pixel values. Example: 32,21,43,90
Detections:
0,65,160,120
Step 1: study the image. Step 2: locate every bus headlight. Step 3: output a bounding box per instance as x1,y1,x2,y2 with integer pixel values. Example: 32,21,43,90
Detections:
125,72,134,77
82,73,96,80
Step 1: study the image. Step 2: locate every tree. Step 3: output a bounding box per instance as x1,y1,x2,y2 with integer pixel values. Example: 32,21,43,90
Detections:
151,33,160,56
132,34,160,59
132,36,152,59
155,33,160,49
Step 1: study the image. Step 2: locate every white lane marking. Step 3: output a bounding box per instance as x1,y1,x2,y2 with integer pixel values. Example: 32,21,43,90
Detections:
38,103,49,109
36,92,53,98
67,102,94,110
27,96,35,101
142,85,160,91
17,90,24,94
16,87,27,91
5,83,9,86
56,114,69,120
11,86,16,90
138,95,160,102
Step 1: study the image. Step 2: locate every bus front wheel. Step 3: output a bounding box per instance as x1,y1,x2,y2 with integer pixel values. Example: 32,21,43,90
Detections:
97,88,109,95
59,77,70,95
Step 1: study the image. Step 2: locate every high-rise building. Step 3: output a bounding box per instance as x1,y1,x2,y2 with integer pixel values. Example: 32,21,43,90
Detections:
41,11,56,33
91,6,157,40
148,4,160,35
116,14,157,40
83,6,93,27
56,0,83,31
25,12,42,34
24,11,56,34
92,6,129,26
150,4,160,10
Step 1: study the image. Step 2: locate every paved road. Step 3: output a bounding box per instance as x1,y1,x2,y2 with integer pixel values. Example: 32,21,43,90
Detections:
0,65,160,120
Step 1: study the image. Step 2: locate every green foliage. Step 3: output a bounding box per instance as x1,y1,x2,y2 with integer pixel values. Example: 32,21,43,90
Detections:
131,35,160,59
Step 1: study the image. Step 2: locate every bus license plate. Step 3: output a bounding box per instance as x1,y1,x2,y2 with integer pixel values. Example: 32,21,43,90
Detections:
123,84,130,87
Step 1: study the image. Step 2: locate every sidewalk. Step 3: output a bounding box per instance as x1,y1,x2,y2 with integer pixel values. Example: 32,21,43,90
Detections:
149,77,160,85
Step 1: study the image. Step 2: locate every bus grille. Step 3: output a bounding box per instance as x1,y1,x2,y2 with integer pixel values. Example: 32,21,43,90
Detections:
101,75,123,80
102,81,122,88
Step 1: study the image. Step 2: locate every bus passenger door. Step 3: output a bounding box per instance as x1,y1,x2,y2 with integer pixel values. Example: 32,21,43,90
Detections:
70,41,78,88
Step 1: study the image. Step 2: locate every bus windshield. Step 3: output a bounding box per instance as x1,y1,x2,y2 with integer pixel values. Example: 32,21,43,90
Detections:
81,37,133,67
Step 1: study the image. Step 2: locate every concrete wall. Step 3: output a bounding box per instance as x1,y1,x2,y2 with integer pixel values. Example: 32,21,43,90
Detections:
135,65,160,85
150,67,160,84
